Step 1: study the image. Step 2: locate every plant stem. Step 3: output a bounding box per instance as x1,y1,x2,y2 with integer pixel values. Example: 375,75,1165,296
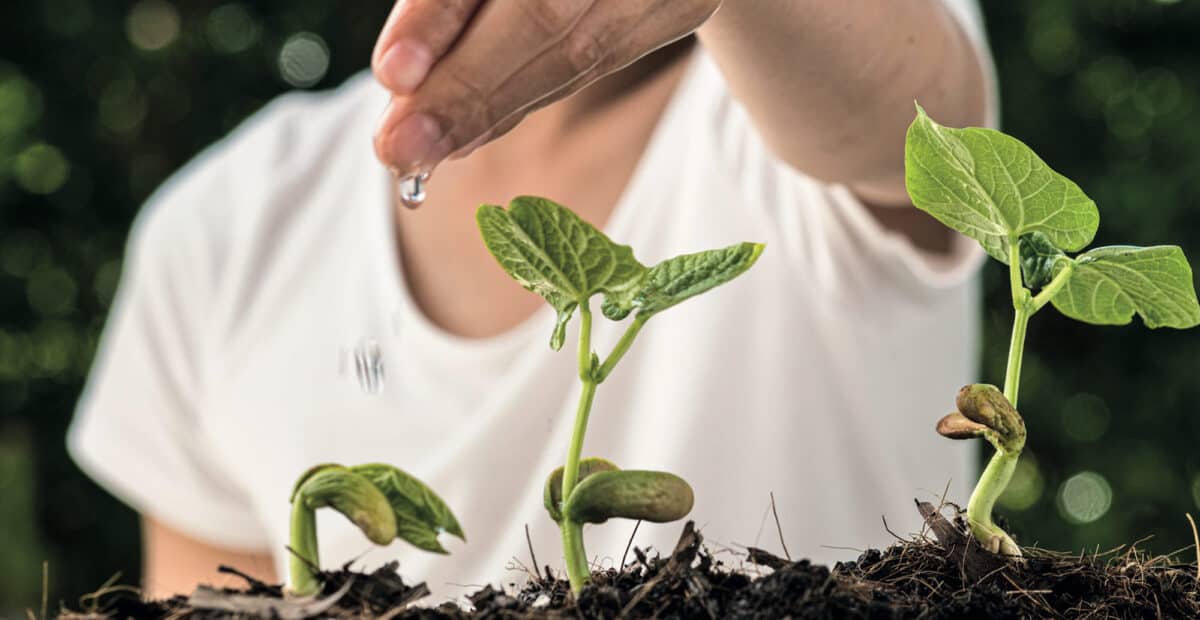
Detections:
1004,243,1031,408
1030,261,1075,313
596,315,647,383
966,449,1021,556
561,303,598,593
1003,306,1030,408
288,498,320,596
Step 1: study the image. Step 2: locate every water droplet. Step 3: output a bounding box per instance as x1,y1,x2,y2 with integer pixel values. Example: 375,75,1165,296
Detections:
398,172,428,208
345,340,385,395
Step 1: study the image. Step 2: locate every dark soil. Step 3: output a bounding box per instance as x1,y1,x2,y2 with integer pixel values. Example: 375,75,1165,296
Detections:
59,502,1200,619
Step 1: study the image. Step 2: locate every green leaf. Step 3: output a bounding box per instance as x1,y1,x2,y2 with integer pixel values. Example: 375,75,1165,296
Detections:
563,470,694,525
476,196,647,349
350,463,465,553
543,457,619,523
615,242,764,320
905,105,1098,263
1018,232,1067,289
1050,245,1200,329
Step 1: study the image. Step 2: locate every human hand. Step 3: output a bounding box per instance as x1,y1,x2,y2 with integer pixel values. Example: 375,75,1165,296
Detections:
371,0,720,177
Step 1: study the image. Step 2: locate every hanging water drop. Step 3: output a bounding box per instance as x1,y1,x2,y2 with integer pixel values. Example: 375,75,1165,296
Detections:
398,172,429,209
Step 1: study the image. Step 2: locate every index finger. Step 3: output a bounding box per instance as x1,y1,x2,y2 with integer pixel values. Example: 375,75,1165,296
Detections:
372,0,484,94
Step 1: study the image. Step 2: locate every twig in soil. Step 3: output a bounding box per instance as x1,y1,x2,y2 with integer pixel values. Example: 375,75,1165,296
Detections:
1187,513,1200,583
621,520,643,570
525,524,540,582
769,492,791,561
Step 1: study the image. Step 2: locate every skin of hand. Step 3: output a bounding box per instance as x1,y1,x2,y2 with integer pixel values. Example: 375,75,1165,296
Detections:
142,518,277,598
371,0,987,204
371,0,721,175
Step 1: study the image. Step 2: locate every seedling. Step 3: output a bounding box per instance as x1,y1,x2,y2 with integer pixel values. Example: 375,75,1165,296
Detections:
477,196,763,593
287,463,464,596
905,105,1200,557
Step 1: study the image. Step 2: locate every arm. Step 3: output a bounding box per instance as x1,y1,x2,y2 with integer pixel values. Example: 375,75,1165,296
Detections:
371,0,988,208
142,518,277,599
699,1,988,205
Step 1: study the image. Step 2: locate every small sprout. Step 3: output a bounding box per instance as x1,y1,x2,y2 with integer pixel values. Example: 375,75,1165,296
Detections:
287,463,463,597
478,196,763,593
906,106,1200,560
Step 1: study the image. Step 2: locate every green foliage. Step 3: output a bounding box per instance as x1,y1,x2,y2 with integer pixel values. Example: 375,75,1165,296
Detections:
909,100,1200,557
478,196,760,592
614,243,764,321
288,463,463,596
350,463,465,553
477,196,645,350
906,105,1099,263
7,0,1200,605
1051,246,1200,328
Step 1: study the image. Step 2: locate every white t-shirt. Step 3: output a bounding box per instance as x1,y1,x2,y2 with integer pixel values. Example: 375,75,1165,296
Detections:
70,5,994,603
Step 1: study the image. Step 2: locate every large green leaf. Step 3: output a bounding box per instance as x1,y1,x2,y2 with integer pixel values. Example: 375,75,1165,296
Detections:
1050,246,1200,328
602,242,764,320
905,105,1098,263
476,196,647,349
350,463,465,554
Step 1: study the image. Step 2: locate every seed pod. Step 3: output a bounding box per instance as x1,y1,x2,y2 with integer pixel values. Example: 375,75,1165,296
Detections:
292,464,397,546
936,411,988,439
544,458,619,523
563,470,694,525
955,384,1026,452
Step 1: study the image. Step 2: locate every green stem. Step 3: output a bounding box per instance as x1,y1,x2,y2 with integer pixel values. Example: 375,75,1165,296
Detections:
1030,260,1075,313
561,520,590,592
1004,243,1031,408
1003,306,1030,408
288,498,320,596
966,449,1021,556
561,303,598,593
595,315,647,383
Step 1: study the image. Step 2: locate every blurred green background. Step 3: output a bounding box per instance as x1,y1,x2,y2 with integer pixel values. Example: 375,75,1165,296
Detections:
1,0,1199,614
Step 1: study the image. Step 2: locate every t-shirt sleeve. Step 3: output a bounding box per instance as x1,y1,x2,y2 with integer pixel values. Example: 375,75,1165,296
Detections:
67,146,270,551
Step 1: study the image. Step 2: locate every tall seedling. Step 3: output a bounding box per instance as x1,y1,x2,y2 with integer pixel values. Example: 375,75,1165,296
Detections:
477,196,763,593
906,106,1200,556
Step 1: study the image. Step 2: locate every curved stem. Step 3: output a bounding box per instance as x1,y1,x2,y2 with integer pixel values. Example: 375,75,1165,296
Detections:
966,449,1022,557
288,498,320,596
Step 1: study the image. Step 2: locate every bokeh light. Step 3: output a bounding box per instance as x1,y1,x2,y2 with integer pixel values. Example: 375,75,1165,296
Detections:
13,143,70,195
126,0,181,52
0,66,43,139
206,4,262,54
1057,471,1114,524
278,32,330,88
